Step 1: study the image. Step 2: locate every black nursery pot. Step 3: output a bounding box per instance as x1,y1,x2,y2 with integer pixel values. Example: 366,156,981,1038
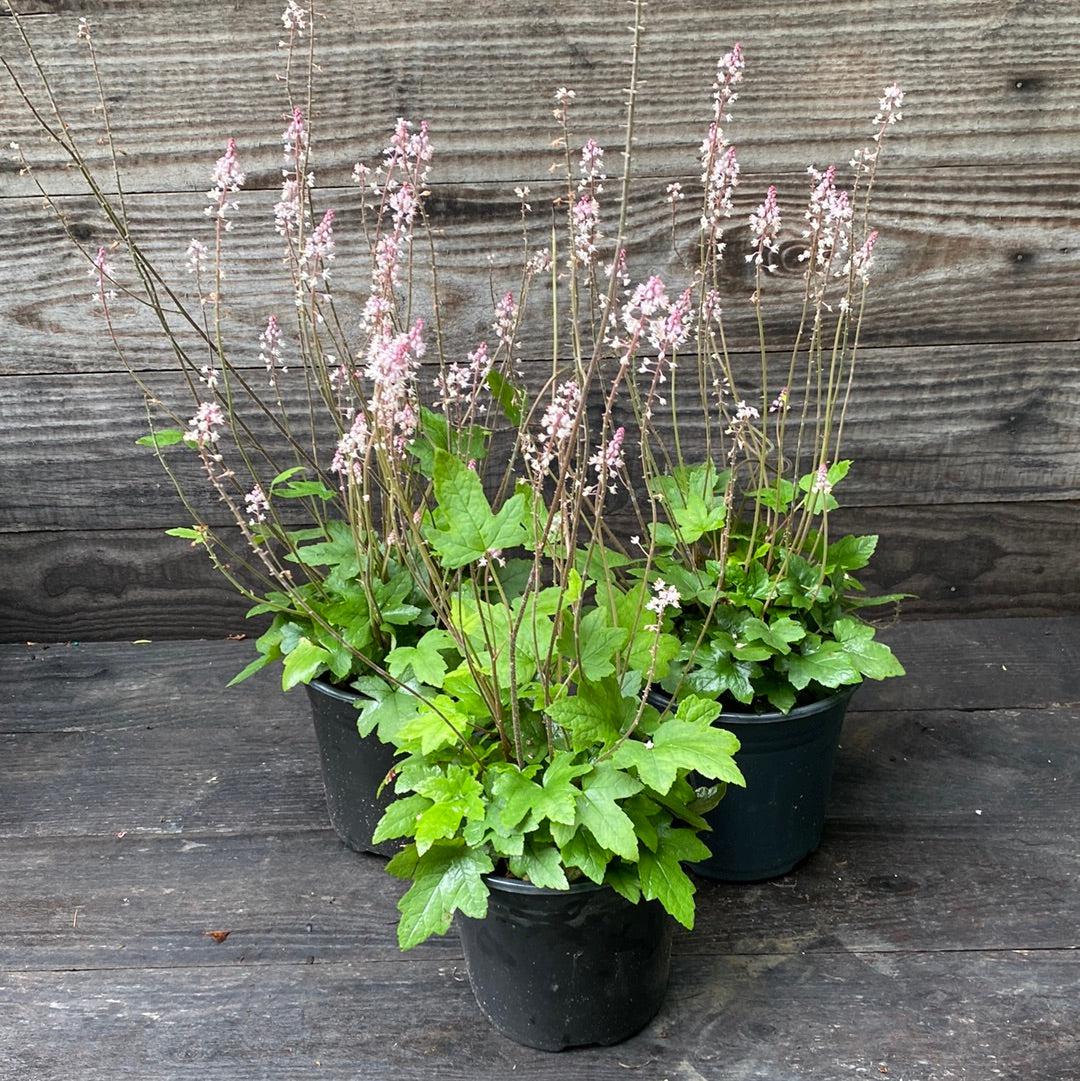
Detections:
649,686,855,882
457,876,673,1051
304,679,399,857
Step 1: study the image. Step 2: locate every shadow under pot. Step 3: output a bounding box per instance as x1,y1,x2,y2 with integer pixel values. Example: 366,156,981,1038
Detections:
457,876,673,1051
305,678,399,857
648,686,855,882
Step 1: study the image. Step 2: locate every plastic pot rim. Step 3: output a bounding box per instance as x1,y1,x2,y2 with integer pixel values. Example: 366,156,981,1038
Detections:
482,874,609,898
648,683,857,725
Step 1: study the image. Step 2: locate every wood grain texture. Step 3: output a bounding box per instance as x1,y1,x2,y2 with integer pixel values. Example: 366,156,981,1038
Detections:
3,629,1077,842
0,631,1077,1076
3,500,1078,642
2,170,1077,382
4,620,1076,728
0,951,1077,1079
2,0,1078,631
4,336,1078,532
3,0,1080,197
1,824,1075,974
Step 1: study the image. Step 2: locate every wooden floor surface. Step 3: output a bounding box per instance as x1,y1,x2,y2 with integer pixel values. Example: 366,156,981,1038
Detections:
1,617,1078,1079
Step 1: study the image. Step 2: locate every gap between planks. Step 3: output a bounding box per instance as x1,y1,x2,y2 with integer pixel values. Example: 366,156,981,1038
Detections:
3,945,1078,979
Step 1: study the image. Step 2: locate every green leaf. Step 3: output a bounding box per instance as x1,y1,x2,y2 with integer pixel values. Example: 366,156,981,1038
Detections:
545,679,632,752
394,842,494,950
411,765,485,854
637,824,710,929
828,534,878,572
486,370,526,427
385,629,457,687
651,463,726,544
674,695,722,727
372,793,431,845
538,753,591,825
136,428,185,448
567,606,629,681
281,636,331,691
508,840,568,890
612,717,743,795
425,450,527,568
270,466,306,488
741,616,806,655
833,618,906,680
683,642,756,704
577,763,641,861
409,406,491,477
756,674,797,714
355,682,421,741
748,478,796,512
275,479,336,501
164,526,203,540
604,862,642,904
559,827,612,884
397,695,470,755
782,640,861,692
291,524,357,568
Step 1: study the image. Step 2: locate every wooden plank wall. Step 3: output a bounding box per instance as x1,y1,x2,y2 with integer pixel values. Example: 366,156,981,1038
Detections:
1,0,1078,641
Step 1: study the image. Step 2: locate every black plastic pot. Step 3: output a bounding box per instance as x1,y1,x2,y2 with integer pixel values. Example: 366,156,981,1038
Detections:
649,686,855,881
304,678,399,857
457,876,673,1051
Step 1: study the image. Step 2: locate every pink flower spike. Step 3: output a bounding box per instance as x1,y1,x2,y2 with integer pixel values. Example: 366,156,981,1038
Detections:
185,401,225,449
493,291,518,346
245,484,270,525
331,412,370,481
748,185,782,268
646,579,681,620
301,209,336,286
588,426,626,494
259,315,285,384
206,138,245,225
281,1,306,34
812,463,833,495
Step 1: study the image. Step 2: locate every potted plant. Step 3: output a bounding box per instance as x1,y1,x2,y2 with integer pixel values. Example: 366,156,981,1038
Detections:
8,0,911,1044
632,75,910,880
366,449,743,1048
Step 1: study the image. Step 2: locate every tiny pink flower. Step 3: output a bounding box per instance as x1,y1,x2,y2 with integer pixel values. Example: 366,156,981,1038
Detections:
302,209,336,285
748,185,782,269
331,412,370,480
281,1,306,34
185,402,225,448
587,426,626,494
812,463,833,495
259,315,286,384
646,579,681,620
245,484,270,525
493,291,518,347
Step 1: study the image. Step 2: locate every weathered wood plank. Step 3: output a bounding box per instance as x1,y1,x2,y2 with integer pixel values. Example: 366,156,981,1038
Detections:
3,0,1080,197
0,818,1075,974
3,169,1078,384
2,633,1077,841
3,499,1078,642
4,702,1073,841
1,950,1076,1079
4,619,1076,733
5,335,1079,533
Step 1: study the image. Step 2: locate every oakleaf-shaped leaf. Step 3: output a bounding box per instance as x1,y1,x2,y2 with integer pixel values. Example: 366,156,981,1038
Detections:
612,719,743,795
833,618,906,680
576,763,641,861
782,640,861,691
395,842,494,950
281,636,331,691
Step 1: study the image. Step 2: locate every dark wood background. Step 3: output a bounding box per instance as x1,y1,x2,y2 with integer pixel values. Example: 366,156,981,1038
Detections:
2,0,1078,641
